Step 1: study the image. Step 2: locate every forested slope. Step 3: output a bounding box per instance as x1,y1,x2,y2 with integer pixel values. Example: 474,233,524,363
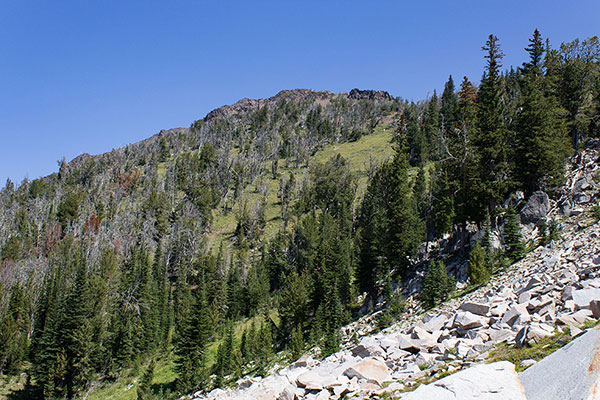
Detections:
0,31,599,400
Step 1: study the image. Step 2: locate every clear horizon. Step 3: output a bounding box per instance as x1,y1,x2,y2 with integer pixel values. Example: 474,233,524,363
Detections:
1,1,599,185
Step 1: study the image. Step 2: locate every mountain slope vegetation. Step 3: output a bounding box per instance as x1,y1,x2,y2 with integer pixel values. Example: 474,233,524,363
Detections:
0,31,599,399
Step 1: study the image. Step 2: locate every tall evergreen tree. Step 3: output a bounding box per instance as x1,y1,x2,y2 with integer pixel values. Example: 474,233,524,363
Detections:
441,75,459,135
515,30,570,192
476,34,512,213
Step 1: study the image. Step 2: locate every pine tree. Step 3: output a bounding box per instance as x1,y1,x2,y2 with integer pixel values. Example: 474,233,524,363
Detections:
515,29,570,192
289,325,304,362
441,75,459,134
476,34,511,213
504,207,526,261
279,269,310,339
425,91,440,159
420,261,454,308
137,359,155,400
174,283,211,392
468,242,489,285
386,148,424,271
431,166,455,236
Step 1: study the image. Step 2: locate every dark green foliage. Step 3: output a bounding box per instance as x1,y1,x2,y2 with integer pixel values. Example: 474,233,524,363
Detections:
421,261,454,308
175,283,212,392
279,270,310,339
468,242,490,285
441,75,459,134
137,360,155,400
0,284,30,374
504,207,526,261
289,325,304,362
431,166,455,236
377,290,407,330
515,29,570,192
476,34,512,211
1,235,21,261
57,192,81,230
385,148,424,270
357,147,423,297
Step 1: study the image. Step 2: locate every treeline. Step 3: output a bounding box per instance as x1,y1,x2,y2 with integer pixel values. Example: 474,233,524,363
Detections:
0,31,599,399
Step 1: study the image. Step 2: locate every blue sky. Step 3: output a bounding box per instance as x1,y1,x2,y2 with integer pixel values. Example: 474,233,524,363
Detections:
1,1,599,185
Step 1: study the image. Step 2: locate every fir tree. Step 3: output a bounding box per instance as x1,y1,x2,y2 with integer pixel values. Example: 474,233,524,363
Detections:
420,261,454,308
504,207,526,261
476,34,511,213
515,29,570,192
468,242,489,285
289,325,304,362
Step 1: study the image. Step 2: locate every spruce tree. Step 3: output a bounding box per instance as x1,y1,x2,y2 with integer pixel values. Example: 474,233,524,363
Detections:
289,325,304,362
420,261,454,308
476,34,511,213
385,147,424,272
441,75,459,134
515,29,570,192
468,242,489,285
504,207,526,261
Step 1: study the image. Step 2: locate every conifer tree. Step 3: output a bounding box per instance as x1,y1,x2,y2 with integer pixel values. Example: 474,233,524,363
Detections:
441,75,459,134
386,147,424,271
468,242,489,285
137,359,155,400
289,325,304,362
175,283,211,392
476,34,511,213
515,29,570,192
504,207,526,261
420,261,454,308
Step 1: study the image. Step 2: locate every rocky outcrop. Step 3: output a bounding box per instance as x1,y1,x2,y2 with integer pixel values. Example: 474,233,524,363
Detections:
519,325,600,400
348,88,394,102
401,361,527,399
520,191,550,225
203,89,337,121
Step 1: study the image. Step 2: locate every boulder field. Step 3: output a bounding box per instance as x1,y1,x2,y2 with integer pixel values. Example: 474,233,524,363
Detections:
191,145,600,399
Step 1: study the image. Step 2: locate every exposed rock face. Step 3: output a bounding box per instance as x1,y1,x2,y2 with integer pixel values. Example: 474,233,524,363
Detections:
401,361,527,399
520,191,550,225
348,88,394,101
520,325,600,400
203,89,338,121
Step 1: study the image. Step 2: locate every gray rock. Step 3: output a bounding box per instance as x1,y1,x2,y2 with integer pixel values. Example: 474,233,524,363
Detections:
277,386,296,400
453,311,487,330
350,344,385,359
398,335,421,354
501,304,530,327
422,313,451,332
572,288,600,310
519,326,600,400
295,371,323,391
343,359,390,386
401,361,527,399
459,301,490,316
591,299,600,318
520,191,550,225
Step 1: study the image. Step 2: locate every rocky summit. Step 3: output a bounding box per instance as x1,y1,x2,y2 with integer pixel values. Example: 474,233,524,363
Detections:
191,145,600,399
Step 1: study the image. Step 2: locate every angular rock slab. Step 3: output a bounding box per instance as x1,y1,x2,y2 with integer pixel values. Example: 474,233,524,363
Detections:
519,325,600,400
400,361,527,399
343,359,390,387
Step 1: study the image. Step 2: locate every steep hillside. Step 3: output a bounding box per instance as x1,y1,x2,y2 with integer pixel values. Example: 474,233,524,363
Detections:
191,144,600,399
0,32,598,400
